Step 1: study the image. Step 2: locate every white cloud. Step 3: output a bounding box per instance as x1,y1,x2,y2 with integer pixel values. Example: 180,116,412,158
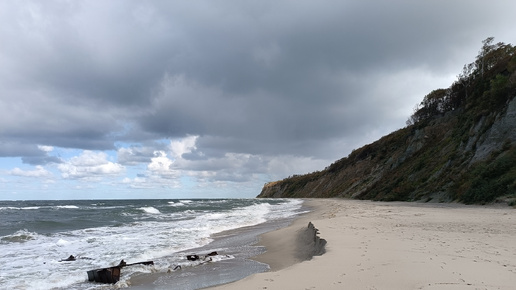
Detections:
121,174,181,189
8,165,52,178
147,151,177,178
169,135,198,158
58,150,124,180
38,145,54,152
122,176,153,189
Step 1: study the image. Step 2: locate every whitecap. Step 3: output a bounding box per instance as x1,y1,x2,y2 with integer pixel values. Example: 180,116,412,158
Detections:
1,230,38,243
205,213,227,220
140,207,161,214
56,239,70,246
0,206,40,210
210,254,234,262
56,205,79,209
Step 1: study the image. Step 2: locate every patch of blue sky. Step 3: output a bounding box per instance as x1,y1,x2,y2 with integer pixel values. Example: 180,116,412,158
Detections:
0,157,25,170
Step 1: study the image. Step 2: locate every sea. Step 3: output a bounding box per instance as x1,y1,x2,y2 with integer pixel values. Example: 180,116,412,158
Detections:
0,198,306,290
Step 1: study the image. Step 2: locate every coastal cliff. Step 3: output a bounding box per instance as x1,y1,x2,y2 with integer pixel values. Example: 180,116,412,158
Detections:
258,38,516,205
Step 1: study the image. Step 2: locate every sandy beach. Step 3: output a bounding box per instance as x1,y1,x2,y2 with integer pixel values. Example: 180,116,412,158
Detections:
208,199,516,290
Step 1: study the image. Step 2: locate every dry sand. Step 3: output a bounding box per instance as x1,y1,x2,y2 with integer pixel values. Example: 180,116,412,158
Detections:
208,199,516,290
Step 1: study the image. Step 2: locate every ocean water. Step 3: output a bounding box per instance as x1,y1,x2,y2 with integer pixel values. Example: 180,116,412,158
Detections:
0,198,304,289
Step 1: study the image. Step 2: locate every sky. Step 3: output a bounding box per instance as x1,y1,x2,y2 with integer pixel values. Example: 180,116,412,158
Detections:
1,0,516,200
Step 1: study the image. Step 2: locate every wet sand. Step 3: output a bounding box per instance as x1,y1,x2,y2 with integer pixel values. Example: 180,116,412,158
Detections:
128,210,298,289
209,199,516,290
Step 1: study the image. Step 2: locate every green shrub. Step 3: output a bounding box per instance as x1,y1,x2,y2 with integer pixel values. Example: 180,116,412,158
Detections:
462,148,516,204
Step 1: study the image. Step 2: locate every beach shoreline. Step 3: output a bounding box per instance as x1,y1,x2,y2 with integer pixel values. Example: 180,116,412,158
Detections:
246,199,324,272
127,200,307,289
208,198,516,290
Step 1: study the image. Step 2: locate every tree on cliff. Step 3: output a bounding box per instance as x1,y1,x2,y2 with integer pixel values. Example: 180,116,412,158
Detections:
408,37,516,125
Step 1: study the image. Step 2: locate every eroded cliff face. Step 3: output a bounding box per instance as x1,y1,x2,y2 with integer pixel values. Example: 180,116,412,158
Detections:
258,97,516,204
472,97,516,162
259,39,516,204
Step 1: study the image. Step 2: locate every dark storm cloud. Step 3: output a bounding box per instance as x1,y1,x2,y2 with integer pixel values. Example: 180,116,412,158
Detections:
0,142,62,165
1,0,516,166
0,142,44,158
21,155,63,166
117,142,170,165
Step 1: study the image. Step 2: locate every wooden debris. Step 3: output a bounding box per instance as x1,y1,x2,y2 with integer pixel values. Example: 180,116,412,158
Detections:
186,254,200,261
186,251,218,261
87,260,154,284
59,255,76,262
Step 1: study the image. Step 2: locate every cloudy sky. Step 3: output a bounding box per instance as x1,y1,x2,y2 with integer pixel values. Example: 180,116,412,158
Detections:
1,0,515,200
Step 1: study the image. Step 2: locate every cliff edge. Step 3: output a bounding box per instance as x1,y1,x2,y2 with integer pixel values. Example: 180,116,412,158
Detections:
258,38,516,205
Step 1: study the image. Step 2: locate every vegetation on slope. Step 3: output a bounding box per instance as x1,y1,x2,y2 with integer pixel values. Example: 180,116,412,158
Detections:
258,38,516,205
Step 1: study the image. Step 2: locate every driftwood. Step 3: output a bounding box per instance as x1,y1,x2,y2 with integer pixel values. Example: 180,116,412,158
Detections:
59,255,76,262
59,255,93,262
87,260,154,284
186,251,218,261
186,254,199,261
87,252,221,283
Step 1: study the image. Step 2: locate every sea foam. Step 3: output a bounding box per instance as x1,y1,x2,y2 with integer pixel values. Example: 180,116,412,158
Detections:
140,206,161,214
0,198,303,290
